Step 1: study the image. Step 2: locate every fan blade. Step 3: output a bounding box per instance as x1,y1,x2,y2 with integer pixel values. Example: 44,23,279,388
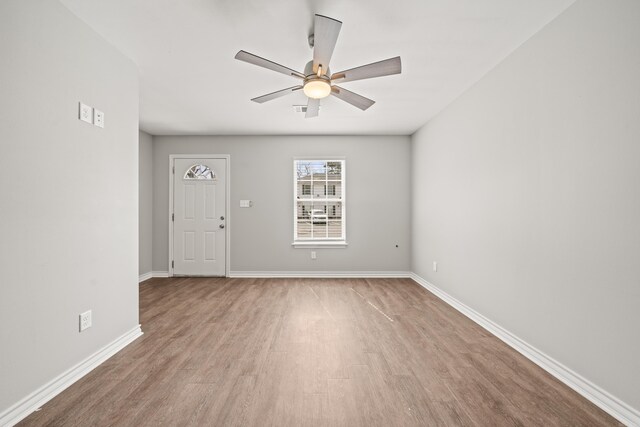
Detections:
235,50,305,79
330,86,375,111
251,86,303,103
312,15,342,74
305,98,320,118
331,56,401,83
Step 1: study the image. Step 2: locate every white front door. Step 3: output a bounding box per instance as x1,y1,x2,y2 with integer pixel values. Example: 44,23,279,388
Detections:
172,158,227,276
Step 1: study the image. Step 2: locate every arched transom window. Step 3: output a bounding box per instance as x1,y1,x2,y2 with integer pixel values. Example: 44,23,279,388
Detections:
184,164,215,180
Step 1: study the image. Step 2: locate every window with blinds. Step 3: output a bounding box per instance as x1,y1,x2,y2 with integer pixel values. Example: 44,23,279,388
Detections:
294,159,345,244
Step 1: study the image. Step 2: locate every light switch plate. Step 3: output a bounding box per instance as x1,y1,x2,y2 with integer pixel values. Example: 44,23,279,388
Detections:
240,200,252,208
93,109,104,128
79,102,93,124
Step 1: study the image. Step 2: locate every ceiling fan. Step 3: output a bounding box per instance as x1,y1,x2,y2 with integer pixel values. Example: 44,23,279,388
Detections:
235,14,402,118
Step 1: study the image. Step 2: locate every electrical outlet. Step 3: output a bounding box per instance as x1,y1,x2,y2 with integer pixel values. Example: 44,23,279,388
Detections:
311,251,317,260
433,261,438,272
79,310,92,332
93,109,104,128
79,102,93,124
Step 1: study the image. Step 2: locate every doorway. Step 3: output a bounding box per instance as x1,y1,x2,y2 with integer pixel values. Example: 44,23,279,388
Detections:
169,155,229,276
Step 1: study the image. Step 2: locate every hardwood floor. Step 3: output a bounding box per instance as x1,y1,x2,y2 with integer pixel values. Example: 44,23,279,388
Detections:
20,277,621,426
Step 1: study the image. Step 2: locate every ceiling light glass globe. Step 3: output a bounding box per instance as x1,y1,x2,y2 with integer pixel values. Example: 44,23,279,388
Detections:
303,79,331,99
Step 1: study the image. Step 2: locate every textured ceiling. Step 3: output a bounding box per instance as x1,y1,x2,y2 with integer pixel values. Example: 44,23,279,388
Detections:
60,0,574,135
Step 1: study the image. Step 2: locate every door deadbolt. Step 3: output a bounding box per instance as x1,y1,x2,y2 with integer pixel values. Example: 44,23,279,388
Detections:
220,216,225,220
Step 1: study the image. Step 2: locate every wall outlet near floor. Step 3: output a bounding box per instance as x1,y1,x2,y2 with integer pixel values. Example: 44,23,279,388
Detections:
311,251,317,260
79,310,92,332
433,261,438,272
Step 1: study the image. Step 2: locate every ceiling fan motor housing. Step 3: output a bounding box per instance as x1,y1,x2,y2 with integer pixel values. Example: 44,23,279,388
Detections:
303,60,331,99
303,60,329,78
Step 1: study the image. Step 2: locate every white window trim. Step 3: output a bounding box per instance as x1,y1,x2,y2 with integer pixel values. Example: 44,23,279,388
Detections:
291,241,348,249
292,157,347,247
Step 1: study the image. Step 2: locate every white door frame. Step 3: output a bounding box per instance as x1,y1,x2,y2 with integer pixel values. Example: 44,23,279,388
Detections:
169,154,231,277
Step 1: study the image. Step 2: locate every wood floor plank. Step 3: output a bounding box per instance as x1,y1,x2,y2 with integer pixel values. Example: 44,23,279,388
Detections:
150,381,218,426
301,392,328,427
18,277,623,427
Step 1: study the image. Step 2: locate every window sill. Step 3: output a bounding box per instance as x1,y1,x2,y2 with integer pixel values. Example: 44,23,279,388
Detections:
292,241,348,249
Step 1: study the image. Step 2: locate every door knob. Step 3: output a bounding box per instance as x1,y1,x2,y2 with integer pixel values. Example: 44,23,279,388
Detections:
220,216,225,220
219,224,225,229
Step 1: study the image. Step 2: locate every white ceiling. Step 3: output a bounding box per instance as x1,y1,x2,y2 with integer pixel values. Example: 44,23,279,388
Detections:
60,0,573,135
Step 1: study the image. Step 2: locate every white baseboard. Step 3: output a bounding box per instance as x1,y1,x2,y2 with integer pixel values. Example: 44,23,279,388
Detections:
138,272,153,283
139,271,169,283
145,271,411,279
409,273,640,427
229,271,412,278
151,271,169,278
0,325,143,427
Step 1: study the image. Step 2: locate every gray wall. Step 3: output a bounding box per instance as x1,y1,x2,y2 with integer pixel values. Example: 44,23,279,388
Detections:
153,136,411,273
411,0,640,412
139,130,153,276
0,0,139,413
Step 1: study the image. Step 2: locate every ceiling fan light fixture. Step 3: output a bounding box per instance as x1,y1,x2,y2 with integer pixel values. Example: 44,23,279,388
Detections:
303,79,331,99
235,14,401,117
